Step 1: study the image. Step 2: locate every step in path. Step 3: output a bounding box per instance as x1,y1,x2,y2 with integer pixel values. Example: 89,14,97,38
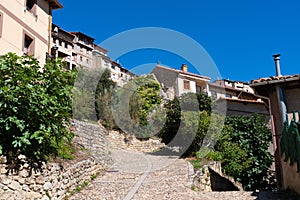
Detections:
69,148,297,199
70,132,297,200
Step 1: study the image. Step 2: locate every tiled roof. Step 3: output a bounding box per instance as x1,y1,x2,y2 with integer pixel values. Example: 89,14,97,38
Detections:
251,74,300,85
155,65,211,81
46,0,63,9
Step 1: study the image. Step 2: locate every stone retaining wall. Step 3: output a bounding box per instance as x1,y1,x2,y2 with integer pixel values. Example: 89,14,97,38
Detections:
192,161,243,192
0,120,112,199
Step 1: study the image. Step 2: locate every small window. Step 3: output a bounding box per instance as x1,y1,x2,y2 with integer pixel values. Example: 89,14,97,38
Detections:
80,56,83,62
0,12,3,38
86,58,89,64
225,93,232,98
184,80,190,90
211,91,217,100
26,0,37,10
23,34,34,55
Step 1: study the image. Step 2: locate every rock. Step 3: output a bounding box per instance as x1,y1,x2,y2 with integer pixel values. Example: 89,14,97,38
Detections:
43,182,52,190
36,175,45,184
41,195,50,200
1,167,7,174
25,191,42,199
17,177,25,184
25,178,36,185
22,184,29,191
23,163,29,169
8,180,21,190
0,191,14,199
31,184,42,192
2,177,12,185
19,169,29,178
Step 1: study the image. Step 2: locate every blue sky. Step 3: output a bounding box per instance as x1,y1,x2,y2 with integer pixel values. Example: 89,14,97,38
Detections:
53,0,300,82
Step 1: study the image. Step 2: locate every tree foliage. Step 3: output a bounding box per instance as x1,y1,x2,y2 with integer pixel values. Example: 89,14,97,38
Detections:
0,53,75,161
207,114,273,191
95,68,117,129
157,92,213,154
129,75,162,127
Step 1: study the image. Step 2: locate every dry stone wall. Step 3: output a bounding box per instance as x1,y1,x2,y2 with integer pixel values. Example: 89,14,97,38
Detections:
192,161,243,192
0,120,112,200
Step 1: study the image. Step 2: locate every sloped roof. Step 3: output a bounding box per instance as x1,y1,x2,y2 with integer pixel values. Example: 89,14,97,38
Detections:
46,0,63,9
154,64,211,81
251,74,300,86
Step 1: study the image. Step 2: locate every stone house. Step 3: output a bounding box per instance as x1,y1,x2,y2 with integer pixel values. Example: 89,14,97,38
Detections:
51,23,76,69
0,0,63,65
209,79,269,117
151,64,211,100
51,24,136,86
251,54,300,193
70,32,95,68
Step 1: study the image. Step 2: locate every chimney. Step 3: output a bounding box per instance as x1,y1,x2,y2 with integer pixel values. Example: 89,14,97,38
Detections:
272,54,281,76
181,64,188,72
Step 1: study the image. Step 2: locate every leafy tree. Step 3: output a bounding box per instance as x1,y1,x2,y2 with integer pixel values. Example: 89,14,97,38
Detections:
157,92,214,154
110,75,162,138
73,67,103,122
129,75,162,126
95,68,116,129
0,53,75,161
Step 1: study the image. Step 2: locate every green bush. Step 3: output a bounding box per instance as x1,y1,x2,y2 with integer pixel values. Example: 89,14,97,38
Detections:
207,114,273,191
111,75,162,138
0,53,75,161
157,92,214,154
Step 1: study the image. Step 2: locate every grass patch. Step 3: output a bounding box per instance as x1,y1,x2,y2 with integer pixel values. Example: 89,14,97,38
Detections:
189,159,202,170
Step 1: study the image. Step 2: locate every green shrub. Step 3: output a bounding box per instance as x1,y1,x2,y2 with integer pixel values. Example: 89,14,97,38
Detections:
207,114,273,191
0,53,75,161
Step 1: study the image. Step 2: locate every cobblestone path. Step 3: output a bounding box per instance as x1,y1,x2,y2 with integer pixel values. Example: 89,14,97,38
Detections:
69,148,297,200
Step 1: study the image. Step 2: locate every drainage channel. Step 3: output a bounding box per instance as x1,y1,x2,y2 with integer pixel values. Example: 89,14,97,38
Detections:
123,154,152,200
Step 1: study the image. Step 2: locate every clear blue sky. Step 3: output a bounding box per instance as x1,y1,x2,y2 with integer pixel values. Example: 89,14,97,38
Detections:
53,0,300,82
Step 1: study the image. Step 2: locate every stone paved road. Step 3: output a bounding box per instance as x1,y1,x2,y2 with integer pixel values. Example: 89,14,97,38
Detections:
69,149,298,200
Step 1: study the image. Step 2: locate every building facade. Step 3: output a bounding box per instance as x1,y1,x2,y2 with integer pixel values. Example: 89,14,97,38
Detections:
51,24,136,86
151,64,211,100
0,0,62,65
51,23,76,69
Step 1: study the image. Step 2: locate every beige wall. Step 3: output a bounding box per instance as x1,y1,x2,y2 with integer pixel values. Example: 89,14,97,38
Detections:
178,76,197,96
0,0,51,65
281,156,300,194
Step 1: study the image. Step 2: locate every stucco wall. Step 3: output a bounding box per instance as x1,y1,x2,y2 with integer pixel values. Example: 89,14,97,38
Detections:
178,77,196,96
0,0,50,65
281,156,300,195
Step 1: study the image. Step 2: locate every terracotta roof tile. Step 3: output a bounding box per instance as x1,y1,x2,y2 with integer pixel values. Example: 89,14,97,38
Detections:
251,74,300,84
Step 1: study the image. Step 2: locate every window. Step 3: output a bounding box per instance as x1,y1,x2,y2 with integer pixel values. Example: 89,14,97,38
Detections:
23,33,34,55
183,80,190,90
80,56,83,62
225,93,232,98
26,0,37,10
0,12,3,38
86,58,89,64
211,91,217,100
